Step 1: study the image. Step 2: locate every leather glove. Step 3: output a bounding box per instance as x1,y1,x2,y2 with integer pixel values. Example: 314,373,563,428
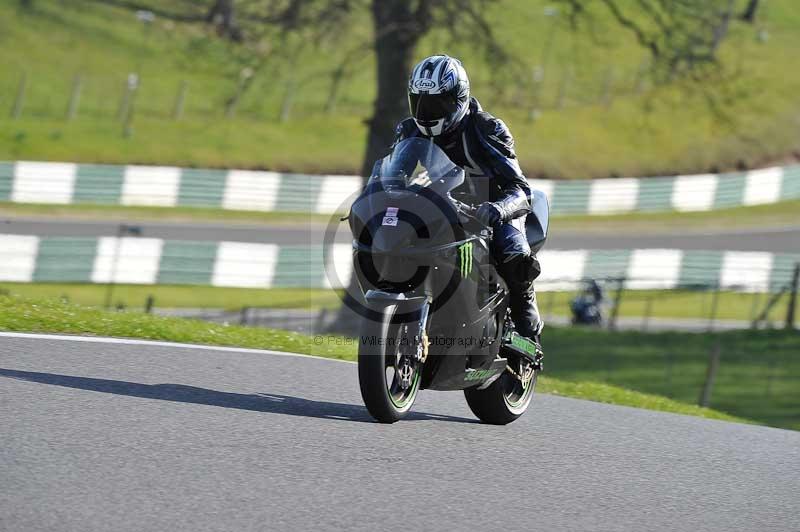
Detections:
475,202,503,226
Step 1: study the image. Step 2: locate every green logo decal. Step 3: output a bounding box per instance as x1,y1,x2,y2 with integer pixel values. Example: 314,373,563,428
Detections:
510,333,538,355
458,242,473,278
465,368,499,382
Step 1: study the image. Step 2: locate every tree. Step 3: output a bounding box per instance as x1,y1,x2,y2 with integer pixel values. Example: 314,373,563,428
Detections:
206,0,242,41
740,0,761,23
556,0,739,82
88,0,507,331
96,0,502,172
362,0,505,177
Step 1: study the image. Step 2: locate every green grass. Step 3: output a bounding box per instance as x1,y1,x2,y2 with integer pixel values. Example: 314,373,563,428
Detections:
545,327,800,431
0,284,342,310
552,199,800,233
0,282,793,323
535,378,747,424
1,0,799,177
0,292,355,360
538,288,795,323
0,292,749,425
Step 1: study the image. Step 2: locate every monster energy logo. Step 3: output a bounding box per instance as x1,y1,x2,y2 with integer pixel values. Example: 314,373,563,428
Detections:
458,242,473,278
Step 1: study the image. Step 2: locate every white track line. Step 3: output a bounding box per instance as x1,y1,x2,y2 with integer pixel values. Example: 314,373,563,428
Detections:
0,331,353,364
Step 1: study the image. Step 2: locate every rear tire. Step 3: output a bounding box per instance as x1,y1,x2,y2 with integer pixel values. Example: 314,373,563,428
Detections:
464,366,537,425
358,307,421,423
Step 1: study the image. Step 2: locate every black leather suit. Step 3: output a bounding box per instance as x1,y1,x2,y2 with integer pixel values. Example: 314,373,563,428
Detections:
393,97,543,339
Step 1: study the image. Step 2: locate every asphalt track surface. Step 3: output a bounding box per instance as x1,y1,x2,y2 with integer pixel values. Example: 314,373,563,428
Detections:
2,333,798,532
2,216,800,251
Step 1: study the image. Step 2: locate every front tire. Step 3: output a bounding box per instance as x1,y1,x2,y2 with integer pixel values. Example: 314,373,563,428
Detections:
464,361,537,425
358,307,421,423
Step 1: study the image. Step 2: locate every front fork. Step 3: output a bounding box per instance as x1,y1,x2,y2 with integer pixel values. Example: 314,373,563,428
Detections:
397,298,431,390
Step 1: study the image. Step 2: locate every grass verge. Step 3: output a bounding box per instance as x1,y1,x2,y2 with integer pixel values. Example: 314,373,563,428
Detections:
551,199,800,233
547,327,800,431
0,284,343,311
0,292,768,427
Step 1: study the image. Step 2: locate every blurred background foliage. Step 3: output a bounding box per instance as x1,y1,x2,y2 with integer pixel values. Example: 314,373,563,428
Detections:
0,0,798,178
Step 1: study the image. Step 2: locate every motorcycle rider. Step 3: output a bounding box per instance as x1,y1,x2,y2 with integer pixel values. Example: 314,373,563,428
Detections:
393,54,544,347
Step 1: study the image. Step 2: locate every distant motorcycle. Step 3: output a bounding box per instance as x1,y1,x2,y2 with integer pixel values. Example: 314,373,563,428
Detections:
347,138,549,424
570,280,605,326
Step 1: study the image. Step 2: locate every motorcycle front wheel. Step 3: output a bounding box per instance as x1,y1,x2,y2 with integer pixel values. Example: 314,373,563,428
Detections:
358,308,421,423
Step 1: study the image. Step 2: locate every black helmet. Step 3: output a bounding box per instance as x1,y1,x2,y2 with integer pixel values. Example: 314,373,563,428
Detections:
408,55,470,136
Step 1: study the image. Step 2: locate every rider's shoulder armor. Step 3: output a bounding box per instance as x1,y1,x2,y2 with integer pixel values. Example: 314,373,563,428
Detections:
467,102,525,185
472,110,517,161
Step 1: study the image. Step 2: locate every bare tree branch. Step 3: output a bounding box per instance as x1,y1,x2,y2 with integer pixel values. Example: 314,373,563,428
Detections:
556,0,739,83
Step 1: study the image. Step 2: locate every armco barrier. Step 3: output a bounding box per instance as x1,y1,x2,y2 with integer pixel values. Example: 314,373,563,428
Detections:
0,161,798,215
0,233,797,292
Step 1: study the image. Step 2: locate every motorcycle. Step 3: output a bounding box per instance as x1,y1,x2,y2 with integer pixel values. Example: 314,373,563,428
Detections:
347,138,549,424
570,280,605,326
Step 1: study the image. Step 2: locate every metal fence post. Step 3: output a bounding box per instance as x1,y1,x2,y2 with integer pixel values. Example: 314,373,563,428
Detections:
748,291,761,324
66,74,83,121
119,73,139,137
785,263,799,330
226,67,253,118
11,71,27,119
608,277,624,331
104,224,141,309
172,80,188,121
642,295,653,331
699,342,721,408
707,285,720,332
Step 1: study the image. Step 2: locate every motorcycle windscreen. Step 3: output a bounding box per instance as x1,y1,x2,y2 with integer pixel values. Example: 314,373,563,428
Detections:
375,137,464,195
355,138,464,255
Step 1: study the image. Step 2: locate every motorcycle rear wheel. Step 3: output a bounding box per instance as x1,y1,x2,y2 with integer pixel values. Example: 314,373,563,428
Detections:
464,361,537,425
358,309,421,423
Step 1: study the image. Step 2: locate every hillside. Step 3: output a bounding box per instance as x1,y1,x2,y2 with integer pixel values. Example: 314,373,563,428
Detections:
1,0,799,178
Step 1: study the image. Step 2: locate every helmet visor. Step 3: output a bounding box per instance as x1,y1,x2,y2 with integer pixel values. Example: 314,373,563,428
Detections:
409,92,459,124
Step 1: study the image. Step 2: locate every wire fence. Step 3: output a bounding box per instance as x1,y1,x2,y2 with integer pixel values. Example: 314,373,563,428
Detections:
0,53,658,126
536,275,799,332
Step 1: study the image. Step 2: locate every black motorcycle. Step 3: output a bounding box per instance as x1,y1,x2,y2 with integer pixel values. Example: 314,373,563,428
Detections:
347,138,549,424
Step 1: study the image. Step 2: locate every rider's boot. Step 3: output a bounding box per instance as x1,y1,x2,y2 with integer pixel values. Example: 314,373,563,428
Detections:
508,281,544,369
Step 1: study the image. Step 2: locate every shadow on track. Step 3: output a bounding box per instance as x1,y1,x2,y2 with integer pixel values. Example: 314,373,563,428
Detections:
0,368,476,424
